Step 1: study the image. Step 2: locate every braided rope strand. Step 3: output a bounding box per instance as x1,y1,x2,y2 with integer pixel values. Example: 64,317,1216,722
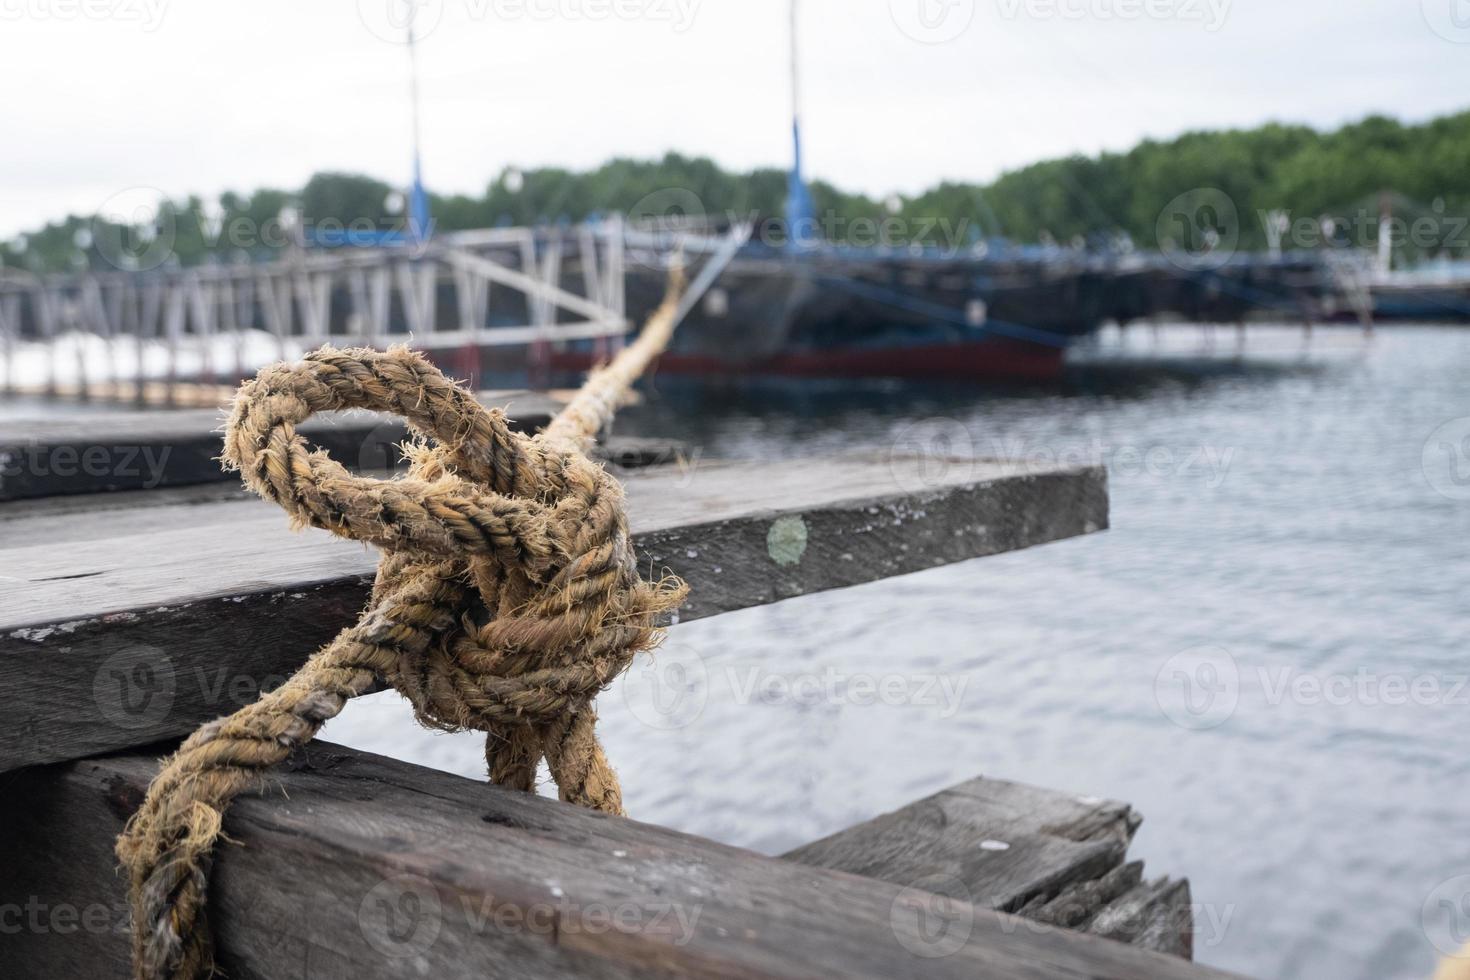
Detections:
116,269,688,980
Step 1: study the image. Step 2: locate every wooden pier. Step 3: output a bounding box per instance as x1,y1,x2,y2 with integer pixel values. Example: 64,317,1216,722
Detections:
0,396,1239,979
0,221,748,402
0,389,564,501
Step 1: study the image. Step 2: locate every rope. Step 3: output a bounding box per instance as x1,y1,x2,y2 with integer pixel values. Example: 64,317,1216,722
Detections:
115,267,690,980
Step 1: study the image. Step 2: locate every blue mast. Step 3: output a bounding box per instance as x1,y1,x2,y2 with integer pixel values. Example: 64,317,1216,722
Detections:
785,0,815,248
302,4,430,249
406,6,430,243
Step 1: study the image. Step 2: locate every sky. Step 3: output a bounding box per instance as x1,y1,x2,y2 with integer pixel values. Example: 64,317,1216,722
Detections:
2,0,1469,239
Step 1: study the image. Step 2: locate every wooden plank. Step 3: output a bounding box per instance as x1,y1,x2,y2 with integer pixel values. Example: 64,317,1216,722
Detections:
0,390,563,501
0,439,690,548
782,776,1193,959
0,456,1106,772
0,742,1236,980
0,437,687,543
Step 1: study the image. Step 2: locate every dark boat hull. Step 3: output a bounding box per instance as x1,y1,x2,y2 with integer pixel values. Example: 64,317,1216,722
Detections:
549,335,1064,382
598,248,1100,382
421,243,1335,387
1368,282,1470,321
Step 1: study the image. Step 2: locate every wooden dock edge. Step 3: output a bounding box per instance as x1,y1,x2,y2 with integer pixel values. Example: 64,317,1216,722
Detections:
0,742,1239,980
0,389,564,501
783,775,1194,959
0,457,1108,773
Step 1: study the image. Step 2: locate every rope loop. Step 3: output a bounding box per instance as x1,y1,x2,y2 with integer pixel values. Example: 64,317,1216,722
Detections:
116,271,688,980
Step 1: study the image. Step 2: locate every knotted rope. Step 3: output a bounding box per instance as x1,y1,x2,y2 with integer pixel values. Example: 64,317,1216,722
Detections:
116,269,690,980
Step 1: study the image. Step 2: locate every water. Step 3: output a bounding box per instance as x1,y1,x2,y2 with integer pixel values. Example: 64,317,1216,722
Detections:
317,323,1464,979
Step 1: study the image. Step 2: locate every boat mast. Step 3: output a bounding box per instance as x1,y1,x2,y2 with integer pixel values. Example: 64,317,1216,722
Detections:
1376,190,1393,278
785,0,814,247
406,3,430,243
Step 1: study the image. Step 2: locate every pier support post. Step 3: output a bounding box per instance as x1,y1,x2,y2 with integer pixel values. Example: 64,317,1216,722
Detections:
0,292,18,396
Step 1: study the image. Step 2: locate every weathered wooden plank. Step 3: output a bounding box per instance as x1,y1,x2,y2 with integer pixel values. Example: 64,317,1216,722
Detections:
0,457,1106,772
781,776,1193,959
0,742,1236,980
1086,877,1195,958
0,390,562,501
0,435,689,545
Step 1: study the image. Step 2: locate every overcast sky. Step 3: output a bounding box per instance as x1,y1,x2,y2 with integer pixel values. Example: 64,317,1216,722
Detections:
2,0,1468,239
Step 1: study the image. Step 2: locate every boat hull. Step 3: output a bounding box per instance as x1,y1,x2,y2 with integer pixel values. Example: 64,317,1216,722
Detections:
433,244,1337,387
596,249,1096,383
548,336,1063,382
1368,283,1470,321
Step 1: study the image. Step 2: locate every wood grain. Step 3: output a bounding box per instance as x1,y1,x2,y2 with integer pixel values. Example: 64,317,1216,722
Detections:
0,742,1236,980
0,390,562,501
782,775,1194,958
0,456,1107,772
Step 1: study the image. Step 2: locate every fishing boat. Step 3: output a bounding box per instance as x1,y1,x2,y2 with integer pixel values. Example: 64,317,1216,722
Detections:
548,0,1326,384
566,245,1330,383
545,242,1103,382
1367,260,1470,321
1344,203,1470,322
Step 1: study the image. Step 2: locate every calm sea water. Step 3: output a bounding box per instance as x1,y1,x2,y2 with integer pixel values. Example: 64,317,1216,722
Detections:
324,324,1461,978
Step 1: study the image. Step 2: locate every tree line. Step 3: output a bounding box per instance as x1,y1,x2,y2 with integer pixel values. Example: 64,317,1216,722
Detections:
5,109,1468,274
